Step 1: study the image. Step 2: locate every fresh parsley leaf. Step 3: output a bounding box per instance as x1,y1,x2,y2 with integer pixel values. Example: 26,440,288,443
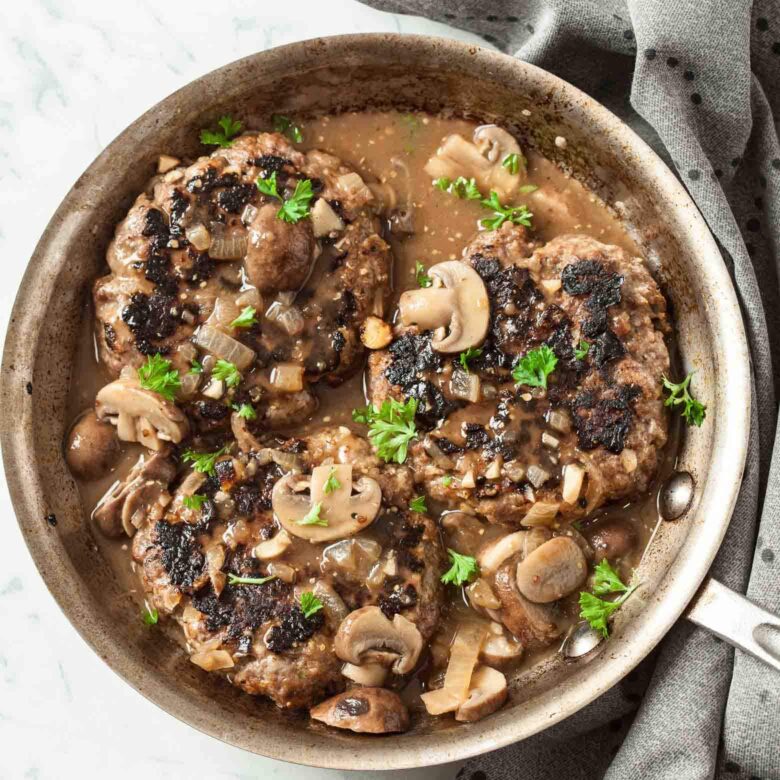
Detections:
228,573,277,586
519,183,539,194
257,171,281,199
188,359,203,375
502,153,521,175
416,260,432,288
592,559,630,596
459,347,483,373
434,176,482,200
323,468,341,495
442,475,454,487
137,353,180,401
278,179,314,223
200,116,243,148
298,501,327,526
480,190,533,230
230,306,257,329
433,177,452,191
441,549,479,586
233,402,257,421
579,560,638,637
141,605,159,626
662,372,707,427
574,340,590,360
212,359,241,388
299,591,324,618
182,446,227,476
409,495,427,513
182,494,206,511
272,114,303,143
512,345,558,389
352,397,418,464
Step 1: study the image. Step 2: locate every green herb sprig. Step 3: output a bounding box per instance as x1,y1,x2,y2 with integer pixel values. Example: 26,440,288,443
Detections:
662,372,706,427
512,345,558,389
578,560,639,638
441,549,479,587
138,354,180,401
352,398,418,464
200,116,242,148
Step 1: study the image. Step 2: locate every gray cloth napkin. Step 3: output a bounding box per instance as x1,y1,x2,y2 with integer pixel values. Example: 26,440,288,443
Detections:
360,1,780,777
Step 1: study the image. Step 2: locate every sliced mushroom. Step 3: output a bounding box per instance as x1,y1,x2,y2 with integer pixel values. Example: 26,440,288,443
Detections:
96,378,188,451
253,529,292,560
478,531,527,575
313,581,349,628
585,518,638,563
334,606,423,675
480,623,524,667
342,662,388,687
515,537,588,603
272,464,382,542
310,688,409,734
455,665,508,722
65,409,120,480
398,261,489,353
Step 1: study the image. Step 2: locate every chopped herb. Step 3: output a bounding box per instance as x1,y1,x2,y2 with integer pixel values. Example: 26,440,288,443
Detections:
409,495,427,513
433,177,452,191
416,260,433,288
257,170,281,199
200,116,243,148
578,559,638,637
141,605,159,626
233,402,257,421
352,397,418,464
441,549,479,586
228,573,277,586
298,501,327,526
480,190,533,230
182,446,227,476
519,183,539,194
574,340,590,360
299,591,324,618
137,353,180,402
323,468,341,495
571,520,583,532
188,359,203,375
512,345,558,389
502,153,521,175
662,372,707,427
230,306,258,329
212,359,241,388
182,494,206,511
592,559,631,596
459,347,483,373
434,175,482,199
256,172,314,224
442,475,454,487
272,114,303,143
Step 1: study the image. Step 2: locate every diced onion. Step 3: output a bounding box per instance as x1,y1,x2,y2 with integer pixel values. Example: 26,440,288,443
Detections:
541,278,562,294
621,448,638,473
503,460,526,483
521,501,560,527
485,456,503,480
195,324,255,369
310,198,345,237
337,172,372,200
190,649,234,671
542,432,560,449
562,463,585,504
266,301,304,337
461,469,476,489
269,363,304,393
236,287,262,310
241,204,258,226
450,369,481,402
209,234,248,260
547,409,571,433
207,297,240,331
527,464,550,489
201,379,225,399
186,223,211,251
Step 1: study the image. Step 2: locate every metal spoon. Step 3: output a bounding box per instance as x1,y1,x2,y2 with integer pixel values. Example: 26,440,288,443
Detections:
560,621,604,659
658,470,695,520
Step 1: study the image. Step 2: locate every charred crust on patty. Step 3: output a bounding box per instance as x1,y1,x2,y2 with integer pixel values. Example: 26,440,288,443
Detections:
155,520,205,590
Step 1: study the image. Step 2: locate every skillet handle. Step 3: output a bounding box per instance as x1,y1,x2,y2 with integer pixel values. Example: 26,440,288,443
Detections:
685,577,780,671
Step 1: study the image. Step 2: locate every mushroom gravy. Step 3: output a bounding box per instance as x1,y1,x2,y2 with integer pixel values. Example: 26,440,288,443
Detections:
65,110,676,731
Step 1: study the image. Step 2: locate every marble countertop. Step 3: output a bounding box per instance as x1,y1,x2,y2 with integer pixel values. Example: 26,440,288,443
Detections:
0,2,493,778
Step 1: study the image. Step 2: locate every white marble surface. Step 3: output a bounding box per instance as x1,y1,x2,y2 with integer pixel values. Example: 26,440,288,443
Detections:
0,3,493,778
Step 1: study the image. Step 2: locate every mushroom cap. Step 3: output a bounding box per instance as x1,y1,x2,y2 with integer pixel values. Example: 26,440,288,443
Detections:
515,536,588,603
480,624,524,667
455,665,508,722
310,688,410,734
272,464,382,542
65,409,120,481
334,605,423,675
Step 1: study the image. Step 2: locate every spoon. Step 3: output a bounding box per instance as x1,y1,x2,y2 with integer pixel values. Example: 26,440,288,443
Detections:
560,621,604,659
657,470,695,521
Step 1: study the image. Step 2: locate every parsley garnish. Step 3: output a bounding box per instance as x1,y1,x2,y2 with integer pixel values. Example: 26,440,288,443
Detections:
200,116,242,148
480,190,533,230
519,183,539,194
272,114,303,143
512,345,558,389
256,172,314,224
574,340,590,360
409,495,427,513
233,402,257,421
441,549,479,586
459,347,482,373
299,592,324,618
434,177,452,191
323,468,341,495
442,475,454,487
141,605,159,626
298,501,327,526
416,260,432,288
662,372,706,427
579,560,638,637
188,359,203,375
212,359,241,388
137,353,180,402
182,494,206,511
352,397,418,464
434,176,483,200
182,446,227,476
502,153,521,175
228,573,277,586
230,306,257,329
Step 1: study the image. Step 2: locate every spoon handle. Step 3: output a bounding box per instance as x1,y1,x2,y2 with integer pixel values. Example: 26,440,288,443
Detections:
686,577,780,672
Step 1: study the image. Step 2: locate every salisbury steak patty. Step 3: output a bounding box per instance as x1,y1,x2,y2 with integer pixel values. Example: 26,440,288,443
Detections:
130,426,444,709
367,225,670,523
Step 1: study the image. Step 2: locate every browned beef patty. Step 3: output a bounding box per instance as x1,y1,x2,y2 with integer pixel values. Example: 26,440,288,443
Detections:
367,225,670,524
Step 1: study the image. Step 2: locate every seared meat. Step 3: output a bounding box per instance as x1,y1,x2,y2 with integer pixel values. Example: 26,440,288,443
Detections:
129,427,444,710
94,132,392,427
367,225,670,523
